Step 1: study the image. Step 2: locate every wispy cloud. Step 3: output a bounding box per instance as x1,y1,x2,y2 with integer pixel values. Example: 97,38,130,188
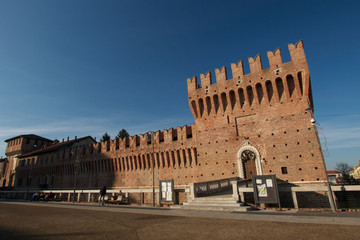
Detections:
327,141,360,149
0,117,110,138
315,114,360,169
318,126,360,146
316,113,360,150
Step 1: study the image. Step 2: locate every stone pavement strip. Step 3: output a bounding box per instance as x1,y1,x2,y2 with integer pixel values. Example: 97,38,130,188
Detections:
2,200,360,240
2,200,360,226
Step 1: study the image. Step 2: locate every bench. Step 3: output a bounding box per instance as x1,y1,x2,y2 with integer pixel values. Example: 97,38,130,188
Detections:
105,194,128,205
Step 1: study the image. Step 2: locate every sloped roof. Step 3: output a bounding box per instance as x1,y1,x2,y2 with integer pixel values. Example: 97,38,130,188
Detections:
18,136,96,158
5,134,53,143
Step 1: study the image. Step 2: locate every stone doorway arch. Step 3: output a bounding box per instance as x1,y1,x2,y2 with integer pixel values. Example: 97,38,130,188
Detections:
237,143,263,179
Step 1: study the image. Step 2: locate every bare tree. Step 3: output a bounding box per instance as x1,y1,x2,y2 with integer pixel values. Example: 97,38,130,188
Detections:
335,162,354,184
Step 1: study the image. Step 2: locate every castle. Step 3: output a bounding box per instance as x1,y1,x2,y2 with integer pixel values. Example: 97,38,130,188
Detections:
0,40,327,205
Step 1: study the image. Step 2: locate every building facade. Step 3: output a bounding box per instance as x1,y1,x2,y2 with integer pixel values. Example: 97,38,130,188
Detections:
350,161,360,180
1,134,53,188
2,41,327,205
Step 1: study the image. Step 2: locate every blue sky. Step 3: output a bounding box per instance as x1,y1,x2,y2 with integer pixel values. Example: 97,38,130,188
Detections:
0,0,359,170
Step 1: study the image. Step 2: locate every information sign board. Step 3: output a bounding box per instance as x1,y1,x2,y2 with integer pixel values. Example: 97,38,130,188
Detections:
159,180,174,203
252,175,280,206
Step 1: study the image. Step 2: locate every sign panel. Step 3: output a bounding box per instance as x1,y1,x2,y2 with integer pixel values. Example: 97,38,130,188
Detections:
252,175,280,205
159,180,174,203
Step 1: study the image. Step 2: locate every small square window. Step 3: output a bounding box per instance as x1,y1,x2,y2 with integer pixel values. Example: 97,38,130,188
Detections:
281,167,288,174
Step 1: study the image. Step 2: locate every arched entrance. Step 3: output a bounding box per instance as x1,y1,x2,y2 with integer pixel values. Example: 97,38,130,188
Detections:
241,150,257,179
237,143,262,179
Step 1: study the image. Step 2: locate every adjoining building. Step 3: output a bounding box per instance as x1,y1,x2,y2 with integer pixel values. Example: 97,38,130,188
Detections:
2,41,330,207
350,161,360,180
1,134,53,188
327,170,343,185
0,157,7,187
12,136,96,189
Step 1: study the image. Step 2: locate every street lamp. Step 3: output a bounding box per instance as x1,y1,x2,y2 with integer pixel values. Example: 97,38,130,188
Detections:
72,148,80,204
148,132,155,207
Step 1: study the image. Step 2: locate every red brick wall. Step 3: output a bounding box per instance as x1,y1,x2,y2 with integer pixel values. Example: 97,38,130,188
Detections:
14,41,326,203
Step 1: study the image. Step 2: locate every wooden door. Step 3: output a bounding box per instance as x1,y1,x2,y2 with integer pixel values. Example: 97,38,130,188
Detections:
241,150,257,179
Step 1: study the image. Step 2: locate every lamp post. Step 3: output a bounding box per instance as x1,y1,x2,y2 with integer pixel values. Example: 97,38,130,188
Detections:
148,132,155,207
73,149,80,204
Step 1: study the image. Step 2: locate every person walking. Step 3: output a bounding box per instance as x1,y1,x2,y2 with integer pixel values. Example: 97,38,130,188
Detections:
98,186,107,205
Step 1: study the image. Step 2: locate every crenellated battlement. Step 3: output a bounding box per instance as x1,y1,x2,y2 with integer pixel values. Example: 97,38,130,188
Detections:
248,54,262,74
187,40,305,90
187,40,311,121
71,124,196,157
267,48,282,68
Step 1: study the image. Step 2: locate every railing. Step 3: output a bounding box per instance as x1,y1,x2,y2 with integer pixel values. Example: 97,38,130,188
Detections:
0,189,119,202
237,179,252,188
237,183,360,209
0,186,191,205
193,177,239,197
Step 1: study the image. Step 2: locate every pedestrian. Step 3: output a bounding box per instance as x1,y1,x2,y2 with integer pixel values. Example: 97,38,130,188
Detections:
31,192,40,201
98,186,106,205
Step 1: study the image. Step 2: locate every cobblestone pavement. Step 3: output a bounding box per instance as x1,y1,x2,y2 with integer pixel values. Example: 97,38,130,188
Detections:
1,201,360,240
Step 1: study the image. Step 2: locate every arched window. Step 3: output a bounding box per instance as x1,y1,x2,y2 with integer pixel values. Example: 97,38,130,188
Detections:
213,95,220,113
156,153,160,168
161,152,165,168
193,148,198,165
221,92,228,112
286,75,295,98
256,83,264,104
238,88,245,108
187,148,192,166
229,90,236,110
265,81,273,102
142,155,146,170
206,96,212,115
298,71,303,95
246,86,254,106
166,152,170,167
198,98,205,117
182,149,187,166
126,157,130,171
191,100,198,118
147,154,151,169
133,156,137,170
275,78,284,101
